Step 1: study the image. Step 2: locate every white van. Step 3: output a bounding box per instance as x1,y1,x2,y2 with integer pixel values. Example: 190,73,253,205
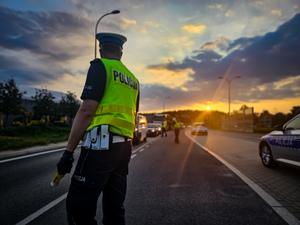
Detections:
133,115,147,144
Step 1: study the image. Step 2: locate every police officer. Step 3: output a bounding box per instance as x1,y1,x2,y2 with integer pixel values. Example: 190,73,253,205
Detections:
173,116,181,144
56,32,140,225
161,121,167,137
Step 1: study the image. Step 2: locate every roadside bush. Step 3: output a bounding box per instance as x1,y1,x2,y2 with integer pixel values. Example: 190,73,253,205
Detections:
0,126,71,151
254,127,274,134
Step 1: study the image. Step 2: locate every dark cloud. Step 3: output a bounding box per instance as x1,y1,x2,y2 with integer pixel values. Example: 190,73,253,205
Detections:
191,51,222,61
146,13,300,104
0,53,72,86
0,6,90,61
0,6,92,87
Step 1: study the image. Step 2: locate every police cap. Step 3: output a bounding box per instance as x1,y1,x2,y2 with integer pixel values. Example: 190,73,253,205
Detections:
96,32,127,48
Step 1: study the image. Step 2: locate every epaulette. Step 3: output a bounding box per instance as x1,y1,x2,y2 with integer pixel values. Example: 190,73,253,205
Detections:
90,58,101,63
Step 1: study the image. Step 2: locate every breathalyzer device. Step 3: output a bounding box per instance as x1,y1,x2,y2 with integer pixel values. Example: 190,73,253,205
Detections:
50,173,64,187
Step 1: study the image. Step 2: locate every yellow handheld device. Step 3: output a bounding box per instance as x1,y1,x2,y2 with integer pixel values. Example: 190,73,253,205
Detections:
50,173,64,187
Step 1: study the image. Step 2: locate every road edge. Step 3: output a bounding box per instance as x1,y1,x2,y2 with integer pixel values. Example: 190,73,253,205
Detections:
185,131,300,225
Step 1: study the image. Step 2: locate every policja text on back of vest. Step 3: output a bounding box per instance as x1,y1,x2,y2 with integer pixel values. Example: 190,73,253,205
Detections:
113,69,138,90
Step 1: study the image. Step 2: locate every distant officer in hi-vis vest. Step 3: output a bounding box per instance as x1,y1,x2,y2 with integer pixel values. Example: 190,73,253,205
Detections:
161,121,167,137
55,32,140,225
173,116,181,144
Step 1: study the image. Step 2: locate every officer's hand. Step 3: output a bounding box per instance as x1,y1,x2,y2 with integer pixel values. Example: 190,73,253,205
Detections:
57,150,74,175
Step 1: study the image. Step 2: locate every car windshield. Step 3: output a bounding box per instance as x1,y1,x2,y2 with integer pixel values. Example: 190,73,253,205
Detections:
148,124,156,128
285,115,300,130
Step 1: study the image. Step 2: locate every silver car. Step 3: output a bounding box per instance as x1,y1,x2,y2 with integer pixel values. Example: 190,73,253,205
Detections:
191,122,208,135
258,113,300,168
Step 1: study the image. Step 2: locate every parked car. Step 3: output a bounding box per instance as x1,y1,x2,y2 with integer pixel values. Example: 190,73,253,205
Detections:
147,123,159,137
258,113,300,169
133,115,147,145
191,122,208,135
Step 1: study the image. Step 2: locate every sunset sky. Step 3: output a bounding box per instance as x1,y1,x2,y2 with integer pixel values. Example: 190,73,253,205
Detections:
0,0,300,114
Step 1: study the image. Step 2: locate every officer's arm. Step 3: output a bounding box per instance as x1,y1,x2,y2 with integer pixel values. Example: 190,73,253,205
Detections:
66,99,98,153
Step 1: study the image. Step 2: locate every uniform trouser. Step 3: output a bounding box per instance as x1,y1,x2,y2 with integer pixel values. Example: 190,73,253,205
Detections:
161,128,167,137
66,141,132,225
174,128,180,143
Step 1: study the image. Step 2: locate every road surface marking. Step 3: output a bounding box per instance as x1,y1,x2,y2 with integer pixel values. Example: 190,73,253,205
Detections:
0,148,67,164
14,136,161,224
185,131,300,225
132,136,160,153
15,193,68,225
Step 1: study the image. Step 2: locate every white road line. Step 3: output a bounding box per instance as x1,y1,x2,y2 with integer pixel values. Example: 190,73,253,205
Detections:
185,132,300,225
132,136,160,154
13,137,162,224
15,193,68,225
0,148,66,164
139,148,144,152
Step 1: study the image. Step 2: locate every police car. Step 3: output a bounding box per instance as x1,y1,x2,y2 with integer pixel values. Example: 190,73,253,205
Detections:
258,113,300,169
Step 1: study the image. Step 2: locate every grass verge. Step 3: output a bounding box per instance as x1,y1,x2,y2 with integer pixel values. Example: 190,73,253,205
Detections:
0,125,71,151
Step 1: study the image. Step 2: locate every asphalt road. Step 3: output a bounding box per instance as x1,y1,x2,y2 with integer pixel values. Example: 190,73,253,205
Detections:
0,130,294,225
187,129,300,223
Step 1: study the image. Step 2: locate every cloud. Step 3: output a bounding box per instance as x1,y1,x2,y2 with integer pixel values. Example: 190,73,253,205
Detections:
0,6,91,61
145,64,194,88
182,24,206,34
65,0,91,13
121,17,147,33
273,75,300,90
122,17,137,26
145,13,300,105
271,10,282,17
207,4,223,10
145,21,159,28
225,9,234,17
0,6,93,88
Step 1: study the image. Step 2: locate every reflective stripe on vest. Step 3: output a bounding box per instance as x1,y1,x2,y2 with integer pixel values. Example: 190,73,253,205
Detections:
87,59,139,138
94,105,136,117
88,116,135,132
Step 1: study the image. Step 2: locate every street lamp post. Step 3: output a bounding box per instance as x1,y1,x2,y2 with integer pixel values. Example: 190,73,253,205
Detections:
163,96,170,112
94,10,120,59
218,76,241,130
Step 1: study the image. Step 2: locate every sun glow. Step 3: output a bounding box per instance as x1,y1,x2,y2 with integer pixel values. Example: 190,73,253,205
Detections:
206,106,211,111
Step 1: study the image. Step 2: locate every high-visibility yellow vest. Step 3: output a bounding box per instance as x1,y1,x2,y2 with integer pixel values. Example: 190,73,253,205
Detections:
87,58,139,138
174,120,180,128
162,121,166,128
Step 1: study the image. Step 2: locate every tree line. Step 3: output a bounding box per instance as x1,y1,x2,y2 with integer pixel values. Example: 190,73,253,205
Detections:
1,78,299,130
148,105,300,130
0,78,81,128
